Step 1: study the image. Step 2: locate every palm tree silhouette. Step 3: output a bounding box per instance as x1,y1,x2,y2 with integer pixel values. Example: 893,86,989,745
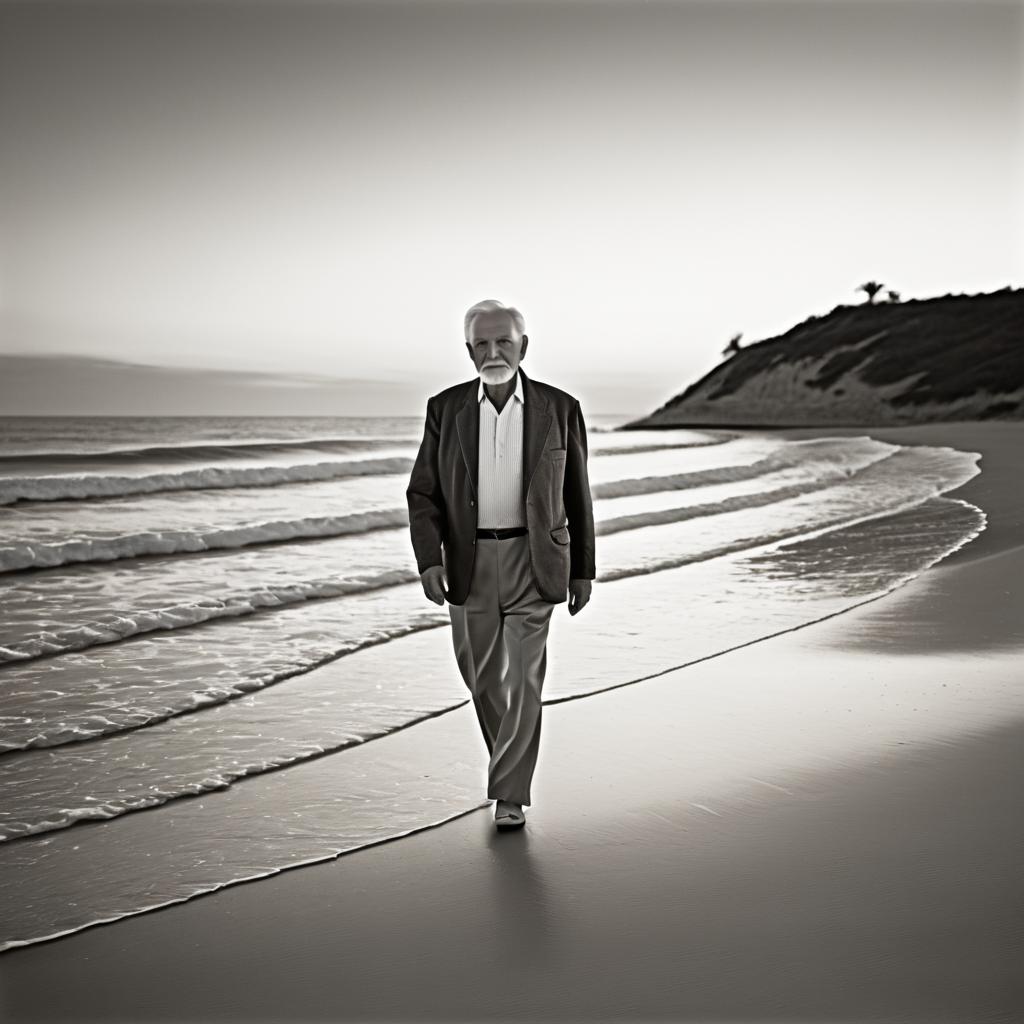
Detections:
857,281,885,304
721,333,743,357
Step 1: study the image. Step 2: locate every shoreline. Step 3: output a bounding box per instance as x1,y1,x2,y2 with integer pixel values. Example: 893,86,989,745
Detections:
762,421,1023,568
1,420,1021,1022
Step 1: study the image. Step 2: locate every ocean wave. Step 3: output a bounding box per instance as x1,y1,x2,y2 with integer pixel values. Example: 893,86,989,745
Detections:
0,456,416,506
0,442,981,754
0,441,895,658
0,507,410,573
0,438,732,506
0,472,830,662
0,435,406,465
595,443,981,582
0,494,985,850
592,437,893,498
0,567,420,664
0,437,888,572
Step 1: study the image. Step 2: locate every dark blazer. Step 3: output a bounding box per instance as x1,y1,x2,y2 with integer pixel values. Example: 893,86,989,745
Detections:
406,366,596,605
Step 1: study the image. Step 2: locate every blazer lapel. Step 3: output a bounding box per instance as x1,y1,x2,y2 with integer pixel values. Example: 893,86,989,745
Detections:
520,367,552,498
455,380,480,495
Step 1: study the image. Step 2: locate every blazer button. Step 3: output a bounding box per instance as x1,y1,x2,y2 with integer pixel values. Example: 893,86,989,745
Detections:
470,499,475,507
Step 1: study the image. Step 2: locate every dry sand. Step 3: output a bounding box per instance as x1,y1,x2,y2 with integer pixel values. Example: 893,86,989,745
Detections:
1,421,1022,1023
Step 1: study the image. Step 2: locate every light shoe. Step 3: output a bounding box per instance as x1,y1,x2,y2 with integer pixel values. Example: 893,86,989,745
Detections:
494,799,526,831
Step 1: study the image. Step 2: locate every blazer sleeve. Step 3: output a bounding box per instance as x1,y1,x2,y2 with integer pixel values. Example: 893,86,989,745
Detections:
406,395,446,574
564,398,596,581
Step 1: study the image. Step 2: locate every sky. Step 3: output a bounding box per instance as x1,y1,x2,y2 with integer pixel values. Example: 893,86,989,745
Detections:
0,0,1021,414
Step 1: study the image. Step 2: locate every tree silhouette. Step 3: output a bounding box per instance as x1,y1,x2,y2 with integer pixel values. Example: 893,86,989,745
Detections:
886,289,901,303
857,281,885,304
721,333,743,357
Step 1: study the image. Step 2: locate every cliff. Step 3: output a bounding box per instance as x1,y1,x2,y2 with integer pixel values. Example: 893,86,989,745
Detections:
624,287,1023,428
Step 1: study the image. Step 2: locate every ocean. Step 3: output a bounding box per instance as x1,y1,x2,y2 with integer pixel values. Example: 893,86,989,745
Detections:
0,413,985,951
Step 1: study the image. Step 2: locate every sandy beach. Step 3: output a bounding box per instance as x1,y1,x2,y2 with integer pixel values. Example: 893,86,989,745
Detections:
1,421,1022,1024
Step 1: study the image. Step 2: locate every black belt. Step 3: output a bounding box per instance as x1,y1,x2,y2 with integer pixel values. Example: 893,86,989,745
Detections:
476,526,528,540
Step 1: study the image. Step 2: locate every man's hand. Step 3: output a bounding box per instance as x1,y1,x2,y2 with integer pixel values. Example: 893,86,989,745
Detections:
568,578,592,616
420,565,449,605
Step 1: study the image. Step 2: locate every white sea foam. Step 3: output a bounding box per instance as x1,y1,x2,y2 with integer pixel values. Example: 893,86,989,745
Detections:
0,506,411,572
0,436,881,572
0,429,728,505
0,496,985,842
0,439,981,756
1,439,894,660
0,456,417,506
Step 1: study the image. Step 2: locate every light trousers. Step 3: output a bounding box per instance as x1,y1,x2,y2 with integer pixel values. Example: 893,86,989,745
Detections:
447,534,556,806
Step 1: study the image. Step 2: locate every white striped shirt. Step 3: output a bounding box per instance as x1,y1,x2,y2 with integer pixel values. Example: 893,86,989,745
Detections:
477,372,526,528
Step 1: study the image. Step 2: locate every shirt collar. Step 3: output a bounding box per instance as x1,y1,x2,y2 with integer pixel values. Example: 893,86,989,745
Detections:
478,368,525,405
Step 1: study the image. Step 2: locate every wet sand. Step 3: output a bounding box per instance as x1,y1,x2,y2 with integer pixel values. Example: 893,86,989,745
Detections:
1,421,1022,1023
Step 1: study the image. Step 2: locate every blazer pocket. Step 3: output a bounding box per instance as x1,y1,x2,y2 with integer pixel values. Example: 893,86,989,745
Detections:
548,447,566,458
550,525,570,545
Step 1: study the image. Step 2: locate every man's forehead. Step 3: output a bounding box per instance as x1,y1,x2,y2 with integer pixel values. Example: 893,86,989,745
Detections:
470,311,518,338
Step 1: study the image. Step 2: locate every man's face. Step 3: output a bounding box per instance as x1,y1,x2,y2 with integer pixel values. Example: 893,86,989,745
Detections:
466,311,528,385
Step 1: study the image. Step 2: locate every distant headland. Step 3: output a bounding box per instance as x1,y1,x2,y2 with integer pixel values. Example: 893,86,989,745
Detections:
623,286,1023,429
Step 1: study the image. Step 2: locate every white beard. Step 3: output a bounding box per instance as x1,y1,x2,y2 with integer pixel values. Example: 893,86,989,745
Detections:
479,364,516,385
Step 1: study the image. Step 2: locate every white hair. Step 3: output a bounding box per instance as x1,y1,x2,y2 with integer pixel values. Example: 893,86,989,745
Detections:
463,299,526,342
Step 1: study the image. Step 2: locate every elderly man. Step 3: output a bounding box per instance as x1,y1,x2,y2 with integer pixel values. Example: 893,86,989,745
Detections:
406,299,595,831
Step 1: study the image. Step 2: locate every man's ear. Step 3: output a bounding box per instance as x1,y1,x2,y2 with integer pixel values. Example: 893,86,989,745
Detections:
519,334,528,359
465,341,474,362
